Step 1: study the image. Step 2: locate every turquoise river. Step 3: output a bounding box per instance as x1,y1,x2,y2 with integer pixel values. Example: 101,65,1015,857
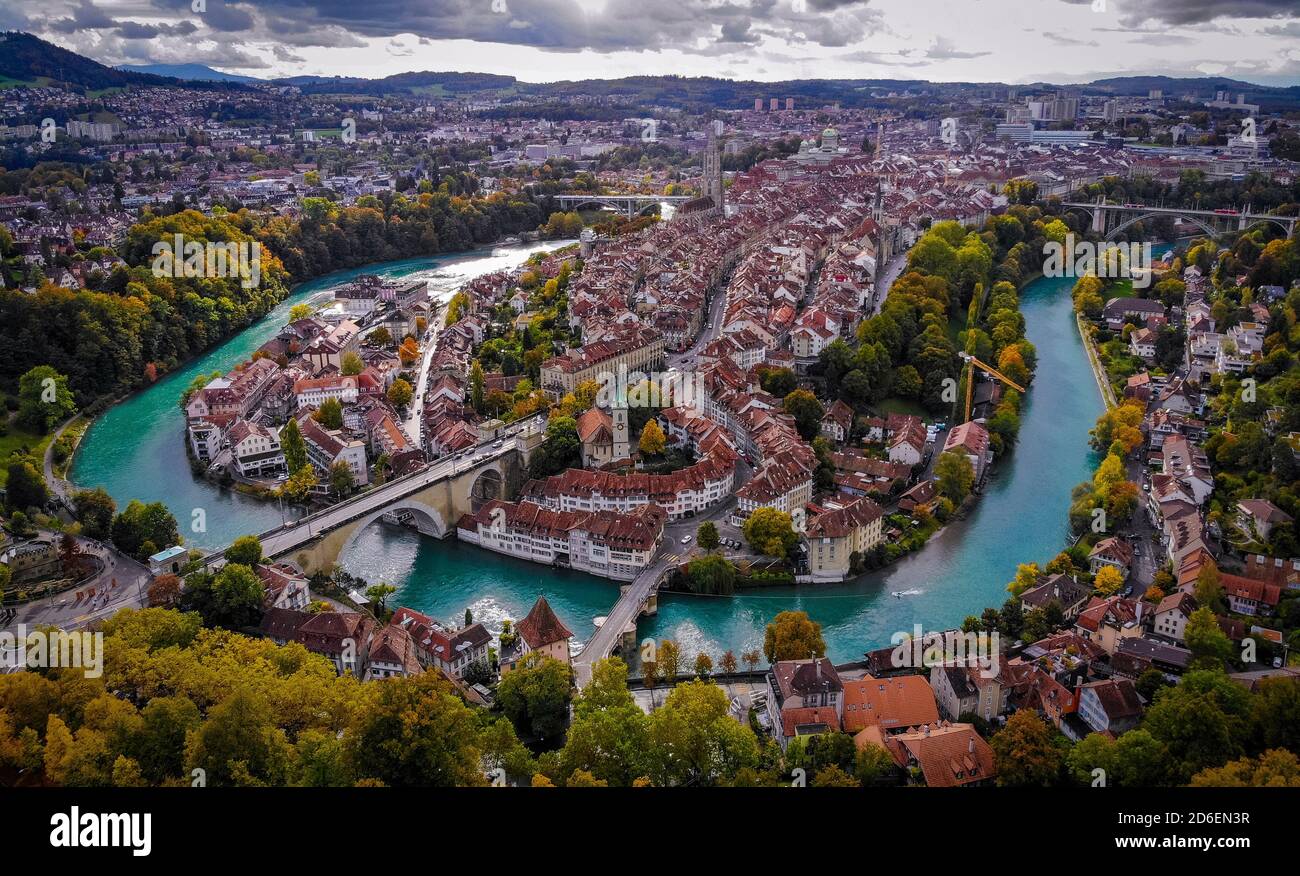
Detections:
70,241,1113,662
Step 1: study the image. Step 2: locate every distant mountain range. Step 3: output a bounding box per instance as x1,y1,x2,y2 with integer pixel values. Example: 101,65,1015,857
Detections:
4,31,1299,110
117,63,262,84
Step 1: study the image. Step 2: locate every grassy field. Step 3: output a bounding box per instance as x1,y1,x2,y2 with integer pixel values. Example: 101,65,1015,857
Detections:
875,397,931,418
1103,278,1136,301
0,417,54,489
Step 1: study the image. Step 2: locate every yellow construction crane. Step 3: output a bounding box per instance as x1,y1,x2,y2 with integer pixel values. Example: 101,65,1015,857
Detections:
959,351,1025,424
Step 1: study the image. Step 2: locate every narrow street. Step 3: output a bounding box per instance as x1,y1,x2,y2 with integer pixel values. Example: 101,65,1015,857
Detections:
402,299,446,446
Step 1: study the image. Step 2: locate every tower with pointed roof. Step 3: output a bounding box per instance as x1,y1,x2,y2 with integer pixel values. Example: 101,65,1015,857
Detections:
500,595,575,673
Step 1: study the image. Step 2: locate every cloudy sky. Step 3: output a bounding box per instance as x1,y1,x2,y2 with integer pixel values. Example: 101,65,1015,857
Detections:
3,0,1299,86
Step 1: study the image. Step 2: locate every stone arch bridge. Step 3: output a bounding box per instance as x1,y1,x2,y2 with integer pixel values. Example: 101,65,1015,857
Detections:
202,420,543,576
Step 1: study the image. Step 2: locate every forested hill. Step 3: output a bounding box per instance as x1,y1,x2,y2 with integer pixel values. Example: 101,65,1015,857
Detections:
0,32,246,92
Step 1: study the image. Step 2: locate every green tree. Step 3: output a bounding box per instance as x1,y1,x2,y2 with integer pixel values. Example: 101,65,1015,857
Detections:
1193,564,1224,612
811,764,859,787
224,535,263,567
696,520,720,552
1191,749,1300,787
313,397,343,429
496,652,572,742
759,367,797,397
365,583,397,613
17,365,76,433
1184,606,1233,669
340,351,364,376
279,465,318,503
991,711,1065,786
783,389,824,441
72,488,116,540
111,500,180,560
346,673,485,787
4,457,49,512
329,460,357,497
743,507,798,558
560,661,650,786
210,563,266,629
935,450,975,504
687,554,736,595
763,610,825,663
387,378,414,408
280,418,308,474
528,416,581,478
469,360,485,412
645,680,760,786
1142,669,1253,782
855,743,899,787
186,689,292,787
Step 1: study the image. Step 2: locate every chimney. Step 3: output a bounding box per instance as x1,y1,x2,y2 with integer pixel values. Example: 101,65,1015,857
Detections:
815,659,822,680
968,736,975,753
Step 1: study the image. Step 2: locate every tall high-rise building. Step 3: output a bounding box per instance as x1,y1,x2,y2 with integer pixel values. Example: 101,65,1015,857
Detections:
770,98,780,111
703,123,725,213
786,98,794,111
754,98,763,112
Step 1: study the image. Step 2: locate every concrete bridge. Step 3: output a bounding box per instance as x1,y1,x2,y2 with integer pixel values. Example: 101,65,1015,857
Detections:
572,559,673,688
554,194,692,219
204,415,545,575
1062,198,1297,241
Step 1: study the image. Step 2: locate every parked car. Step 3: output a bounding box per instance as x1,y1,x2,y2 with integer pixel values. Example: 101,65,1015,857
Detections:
681,534,693,545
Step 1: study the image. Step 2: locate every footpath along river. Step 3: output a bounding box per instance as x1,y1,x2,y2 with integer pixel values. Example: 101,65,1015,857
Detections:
71,245,1110,661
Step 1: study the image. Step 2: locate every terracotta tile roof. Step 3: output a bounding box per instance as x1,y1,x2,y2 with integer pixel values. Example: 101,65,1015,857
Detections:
842,674,939,732
884,722,995,787
781,706,841,738
516,596,573,650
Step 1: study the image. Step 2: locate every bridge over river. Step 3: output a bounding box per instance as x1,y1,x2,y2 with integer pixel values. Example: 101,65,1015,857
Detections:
1063,199,1297,240
553,194,692,218
202,415,545,575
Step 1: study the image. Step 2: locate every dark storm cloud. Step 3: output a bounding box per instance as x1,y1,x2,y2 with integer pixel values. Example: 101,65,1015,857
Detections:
115,20,199,39
1061,0,1298,26
150,0,257,31
127,0,885,52
47,0,117,33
